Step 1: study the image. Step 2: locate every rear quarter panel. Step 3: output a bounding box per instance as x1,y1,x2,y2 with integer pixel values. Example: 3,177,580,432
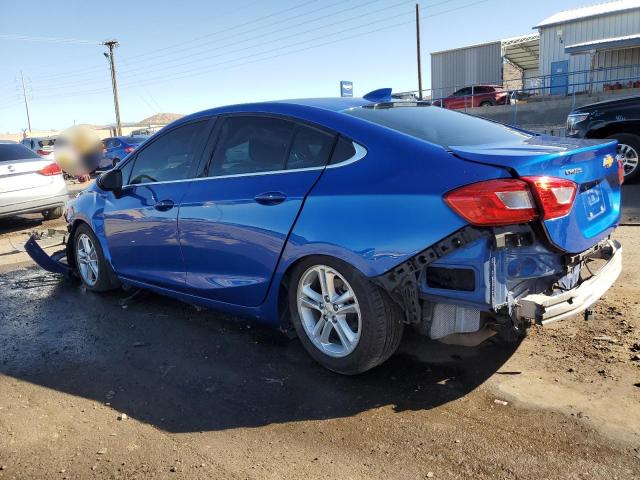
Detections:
274,116,512,279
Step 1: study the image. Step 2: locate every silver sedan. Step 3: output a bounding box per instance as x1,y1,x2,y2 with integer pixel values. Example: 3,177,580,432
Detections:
0,141,68,220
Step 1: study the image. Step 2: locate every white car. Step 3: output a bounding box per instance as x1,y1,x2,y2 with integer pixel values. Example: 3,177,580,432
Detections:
20,136,56,162
0,141,68,220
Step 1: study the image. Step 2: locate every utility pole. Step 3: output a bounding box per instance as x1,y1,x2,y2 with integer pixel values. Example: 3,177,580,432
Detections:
103,40,122,136
415,3,423,100
20,71,32,133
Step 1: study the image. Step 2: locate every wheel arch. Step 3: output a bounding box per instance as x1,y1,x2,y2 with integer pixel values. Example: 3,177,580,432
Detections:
65,218,92,269
587,121,640,139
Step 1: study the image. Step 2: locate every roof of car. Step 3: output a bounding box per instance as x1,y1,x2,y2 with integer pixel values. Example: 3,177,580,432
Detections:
572,94,640,112
175,97,372,125
107,136,147,142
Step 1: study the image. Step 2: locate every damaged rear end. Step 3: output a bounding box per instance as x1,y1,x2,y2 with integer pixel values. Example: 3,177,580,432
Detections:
376,135,623,344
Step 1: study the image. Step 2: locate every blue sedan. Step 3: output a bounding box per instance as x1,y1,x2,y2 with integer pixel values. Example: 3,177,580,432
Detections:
98,135,149,170
27,89,623,374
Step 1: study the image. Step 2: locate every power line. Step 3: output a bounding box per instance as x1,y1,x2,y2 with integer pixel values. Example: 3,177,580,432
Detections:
110,0,487,92
25,0,321,84
31,0,414,91
0,33,99,45
15,0,489,104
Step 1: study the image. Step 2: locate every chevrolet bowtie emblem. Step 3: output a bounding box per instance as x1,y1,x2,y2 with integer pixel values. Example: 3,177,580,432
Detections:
603,154,615,168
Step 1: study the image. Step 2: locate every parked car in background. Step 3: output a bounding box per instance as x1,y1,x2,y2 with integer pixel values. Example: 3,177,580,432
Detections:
0,141,68,220
432,85,509,110
21,137,57,162
98,136,149,170
27,91,622,374
566,95,640,182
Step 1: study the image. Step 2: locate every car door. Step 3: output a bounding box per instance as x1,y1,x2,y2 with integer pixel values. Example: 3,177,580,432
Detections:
179,114,336,306
448,87,471,110
102,119,212,289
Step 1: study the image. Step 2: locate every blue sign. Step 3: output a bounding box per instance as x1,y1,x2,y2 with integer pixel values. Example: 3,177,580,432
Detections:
340,81,353,97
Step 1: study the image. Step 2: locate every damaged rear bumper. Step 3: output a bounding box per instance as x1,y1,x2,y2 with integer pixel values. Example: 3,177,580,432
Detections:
24,234,73,276
515,240,622,325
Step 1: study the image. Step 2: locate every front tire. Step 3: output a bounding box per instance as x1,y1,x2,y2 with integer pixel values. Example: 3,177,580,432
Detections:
73,224,118,292
607,133,640,182
289,256,404,375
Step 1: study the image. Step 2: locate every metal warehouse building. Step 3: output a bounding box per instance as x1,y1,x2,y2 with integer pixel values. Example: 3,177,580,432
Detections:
430,0,640,98
430,34,540,98
536,0,640,94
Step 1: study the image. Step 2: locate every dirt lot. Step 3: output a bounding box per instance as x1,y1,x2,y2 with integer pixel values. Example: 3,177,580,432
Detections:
0,183,639,480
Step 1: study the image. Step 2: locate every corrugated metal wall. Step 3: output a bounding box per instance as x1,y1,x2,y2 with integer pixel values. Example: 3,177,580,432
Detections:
539,9,640,93
430,41,502,98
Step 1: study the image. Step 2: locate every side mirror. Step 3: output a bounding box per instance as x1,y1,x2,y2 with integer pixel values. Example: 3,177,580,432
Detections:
98,168,122,191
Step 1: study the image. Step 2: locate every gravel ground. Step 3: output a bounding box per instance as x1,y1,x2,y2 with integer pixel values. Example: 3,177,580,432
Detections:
0,183,638,480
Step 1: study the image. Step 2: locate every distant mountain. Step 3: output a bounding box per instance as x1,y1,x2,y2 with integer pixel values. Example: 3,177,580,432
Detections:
137,113,183,126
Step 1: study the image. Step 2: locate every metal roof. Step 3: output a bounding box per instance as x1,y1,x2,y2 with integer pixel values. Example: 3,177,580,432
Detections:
501,34,540,71
430,39,501,56
565,33,640,53
534,0,640,28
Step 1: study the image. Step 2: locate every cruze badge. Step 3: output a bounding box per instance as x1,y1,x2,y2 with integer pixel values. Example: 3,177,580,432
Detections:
603,154,615,168
565,167,583,176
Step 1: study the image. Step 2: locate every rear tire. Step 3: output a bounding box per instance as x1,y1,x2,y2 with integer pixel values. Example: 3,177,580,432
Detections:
73,224,119,292
289,256,404,375
607,133,640,183
42,207,63,220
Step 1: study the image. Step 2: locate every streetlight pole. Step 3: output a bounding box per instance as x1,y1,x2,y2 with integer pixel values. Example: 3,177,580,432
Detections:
20,71,32,133
415,3,423,100
103,40,122,136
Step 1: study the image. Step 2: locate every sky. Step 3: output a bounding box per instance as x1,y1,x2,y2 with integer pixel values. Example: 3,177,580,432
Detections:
0,0,594,132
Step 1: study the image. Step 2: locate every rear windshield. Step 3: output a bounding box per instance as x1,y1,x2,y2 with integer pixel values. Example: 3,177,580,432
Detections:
0,143,40,162
344,104,531,148
124,136,148,144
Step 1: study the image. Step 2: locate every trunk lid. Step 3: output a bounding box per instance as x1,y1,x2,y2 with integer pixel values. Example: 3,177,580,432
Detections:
450,136,621,253
0,158,56,194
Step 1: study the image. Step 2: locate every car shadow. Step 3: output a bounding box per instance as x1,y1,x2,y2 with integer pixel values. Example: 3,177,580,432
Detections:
0,215,47,235
0,268,519,433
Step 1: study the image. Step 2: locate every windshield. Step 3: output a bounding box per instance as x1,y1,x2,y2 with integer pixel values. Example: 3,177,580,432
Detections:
344,104,531,148
0,143,40,162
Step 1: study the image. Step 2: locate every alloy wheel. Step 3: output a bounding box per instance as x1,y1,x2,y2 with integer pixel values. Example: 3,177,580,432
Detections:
617,143,639,177
297,265,361,358
76,233,99,287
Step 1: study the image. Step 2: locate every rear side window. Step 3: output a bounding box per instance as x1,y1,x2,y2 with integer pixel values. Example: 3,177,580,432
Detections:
210,116,295,176
329,137,356,164
286,126,334,170
344,105,531,148
454,87,472,96
0,143,40,162
128,121,208,185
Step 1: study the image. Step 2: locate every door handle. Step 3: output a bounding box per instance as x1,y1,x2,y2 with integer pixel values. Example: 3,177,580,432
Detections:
154,199,175,211
254,191,287,205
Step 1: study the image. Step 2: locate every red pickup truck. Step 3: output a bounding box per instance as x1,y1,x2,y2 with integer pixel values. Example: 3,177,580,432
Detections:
433,85,510,110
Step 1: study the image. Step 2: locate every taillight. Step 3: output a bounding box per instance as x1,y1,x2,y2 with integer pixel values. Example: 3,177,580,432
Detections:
618,159,625,185
124,146,135,153
444,179,538,226
444,176,577,226
36,149,49,156
521,176,577,220
38,163,62,176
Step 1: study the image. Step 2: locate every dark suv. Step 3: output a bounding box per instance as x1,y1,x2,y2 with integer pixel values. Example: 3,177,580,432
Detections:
566,95,640,182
